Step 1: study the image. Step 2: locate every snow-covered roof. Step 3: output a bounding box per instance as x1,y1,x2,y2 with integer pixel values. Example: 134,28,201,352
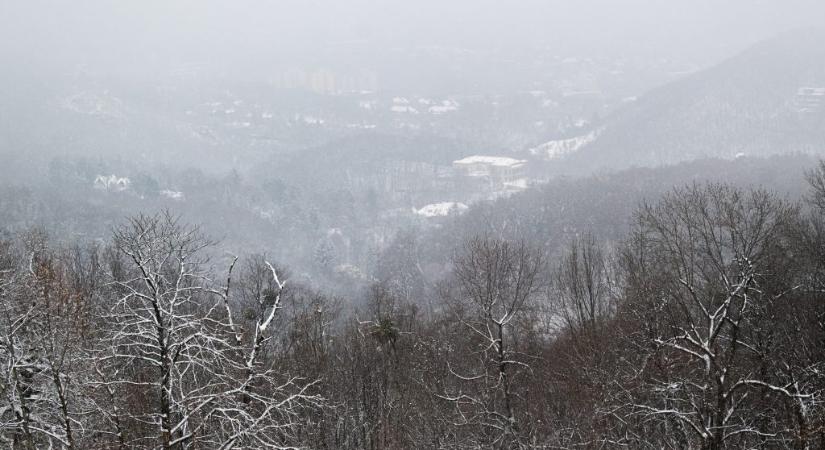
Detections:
160,190,185,200
94,174,131,191
453,156,526,168
428,100,459,115
390,105,419,114
798,87,825,96
415,202,469,218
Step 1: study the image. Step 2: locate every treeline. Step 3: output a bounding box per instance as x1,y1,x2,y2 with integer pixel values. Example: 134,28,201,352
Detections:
4,164,825,449
1,154,816,299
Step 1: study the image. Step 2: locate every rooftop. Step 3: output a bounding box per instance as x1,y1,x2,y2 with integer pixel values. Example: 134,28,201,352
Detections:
453,155,527,168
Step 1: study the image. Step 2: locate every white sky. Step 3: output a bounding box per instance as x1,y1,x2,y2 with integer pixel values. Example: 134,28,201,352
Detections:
2,0,823,77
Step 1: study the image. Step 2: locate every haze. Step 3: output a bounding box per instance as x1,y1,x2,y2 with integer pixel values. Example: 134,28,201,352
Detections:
5,1,825,449
3,0,824,80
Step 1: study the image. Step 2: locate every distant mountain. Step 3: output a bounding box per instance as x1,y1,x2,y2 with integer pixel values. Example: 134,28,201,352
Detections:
566,28,825,173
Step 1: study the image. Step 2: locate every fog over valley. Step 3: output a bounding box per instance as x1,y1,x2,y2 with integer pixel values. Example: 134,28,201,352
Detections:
2,2,825,449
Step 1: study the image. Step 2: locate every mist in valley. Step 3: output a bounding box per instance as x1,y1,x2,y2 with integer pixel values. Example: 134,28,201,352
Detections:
2,2,825,448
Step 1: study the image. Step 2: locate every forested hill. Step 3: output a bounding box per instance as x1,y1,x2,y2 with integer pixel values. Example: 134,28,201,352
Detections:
0,154,817,301
562,28,825,173
4,156,825,448
375,154,818,297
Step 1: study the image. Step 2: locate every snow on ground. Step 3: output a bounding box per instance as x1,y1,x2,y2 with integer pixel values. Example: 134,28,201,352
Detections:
562,90,602,98
428,100,459,114
160,190,185,200
62,92,125,119
334,264,368,281
391,97,421,114
415,202,469,218
296,114,325,125
529,129,601,160
796,87,825,113
542,98,560,108
391,105,419,114
453,156,526,167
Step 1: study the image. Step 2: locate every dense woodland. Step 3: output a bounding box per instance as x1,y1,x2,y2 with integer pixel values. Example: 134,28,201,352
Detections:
3,160,825,449
3,3,825,448
0,154,816,297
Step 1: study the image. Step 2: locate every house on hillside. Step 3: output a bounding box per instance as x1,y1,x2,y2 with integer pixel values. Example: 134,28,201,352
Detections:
796,87,825,114
93,174,131,192
453,156,527,193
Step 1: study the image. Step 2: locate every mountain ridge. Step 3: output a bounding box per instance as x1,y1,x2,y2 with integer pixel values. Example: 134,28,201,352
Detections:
564,28,825,173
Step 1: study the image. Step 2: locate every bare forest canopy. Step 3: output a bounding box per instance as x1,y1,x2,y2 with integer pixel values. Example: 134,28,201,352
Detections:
3,1,825,448
4,164,825,448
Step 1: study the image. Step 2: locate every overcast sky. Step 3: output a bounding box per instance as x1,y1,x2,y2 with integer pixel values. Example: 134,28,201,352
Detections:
2,0,824,78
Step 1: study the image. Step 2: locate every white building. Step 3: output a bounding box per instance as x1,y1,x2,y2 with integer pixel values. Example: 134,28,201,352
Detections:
796,87,825,114
93,174,131,192
453,156,526,184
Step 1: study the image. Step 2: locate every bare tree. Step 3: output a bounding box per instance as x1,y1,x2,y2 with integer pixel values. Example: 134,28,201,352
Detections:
439,237,545,449
552,233,615,344
0,233,100,450
0,239,41,449
96,212,321,449
617,184,809,449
